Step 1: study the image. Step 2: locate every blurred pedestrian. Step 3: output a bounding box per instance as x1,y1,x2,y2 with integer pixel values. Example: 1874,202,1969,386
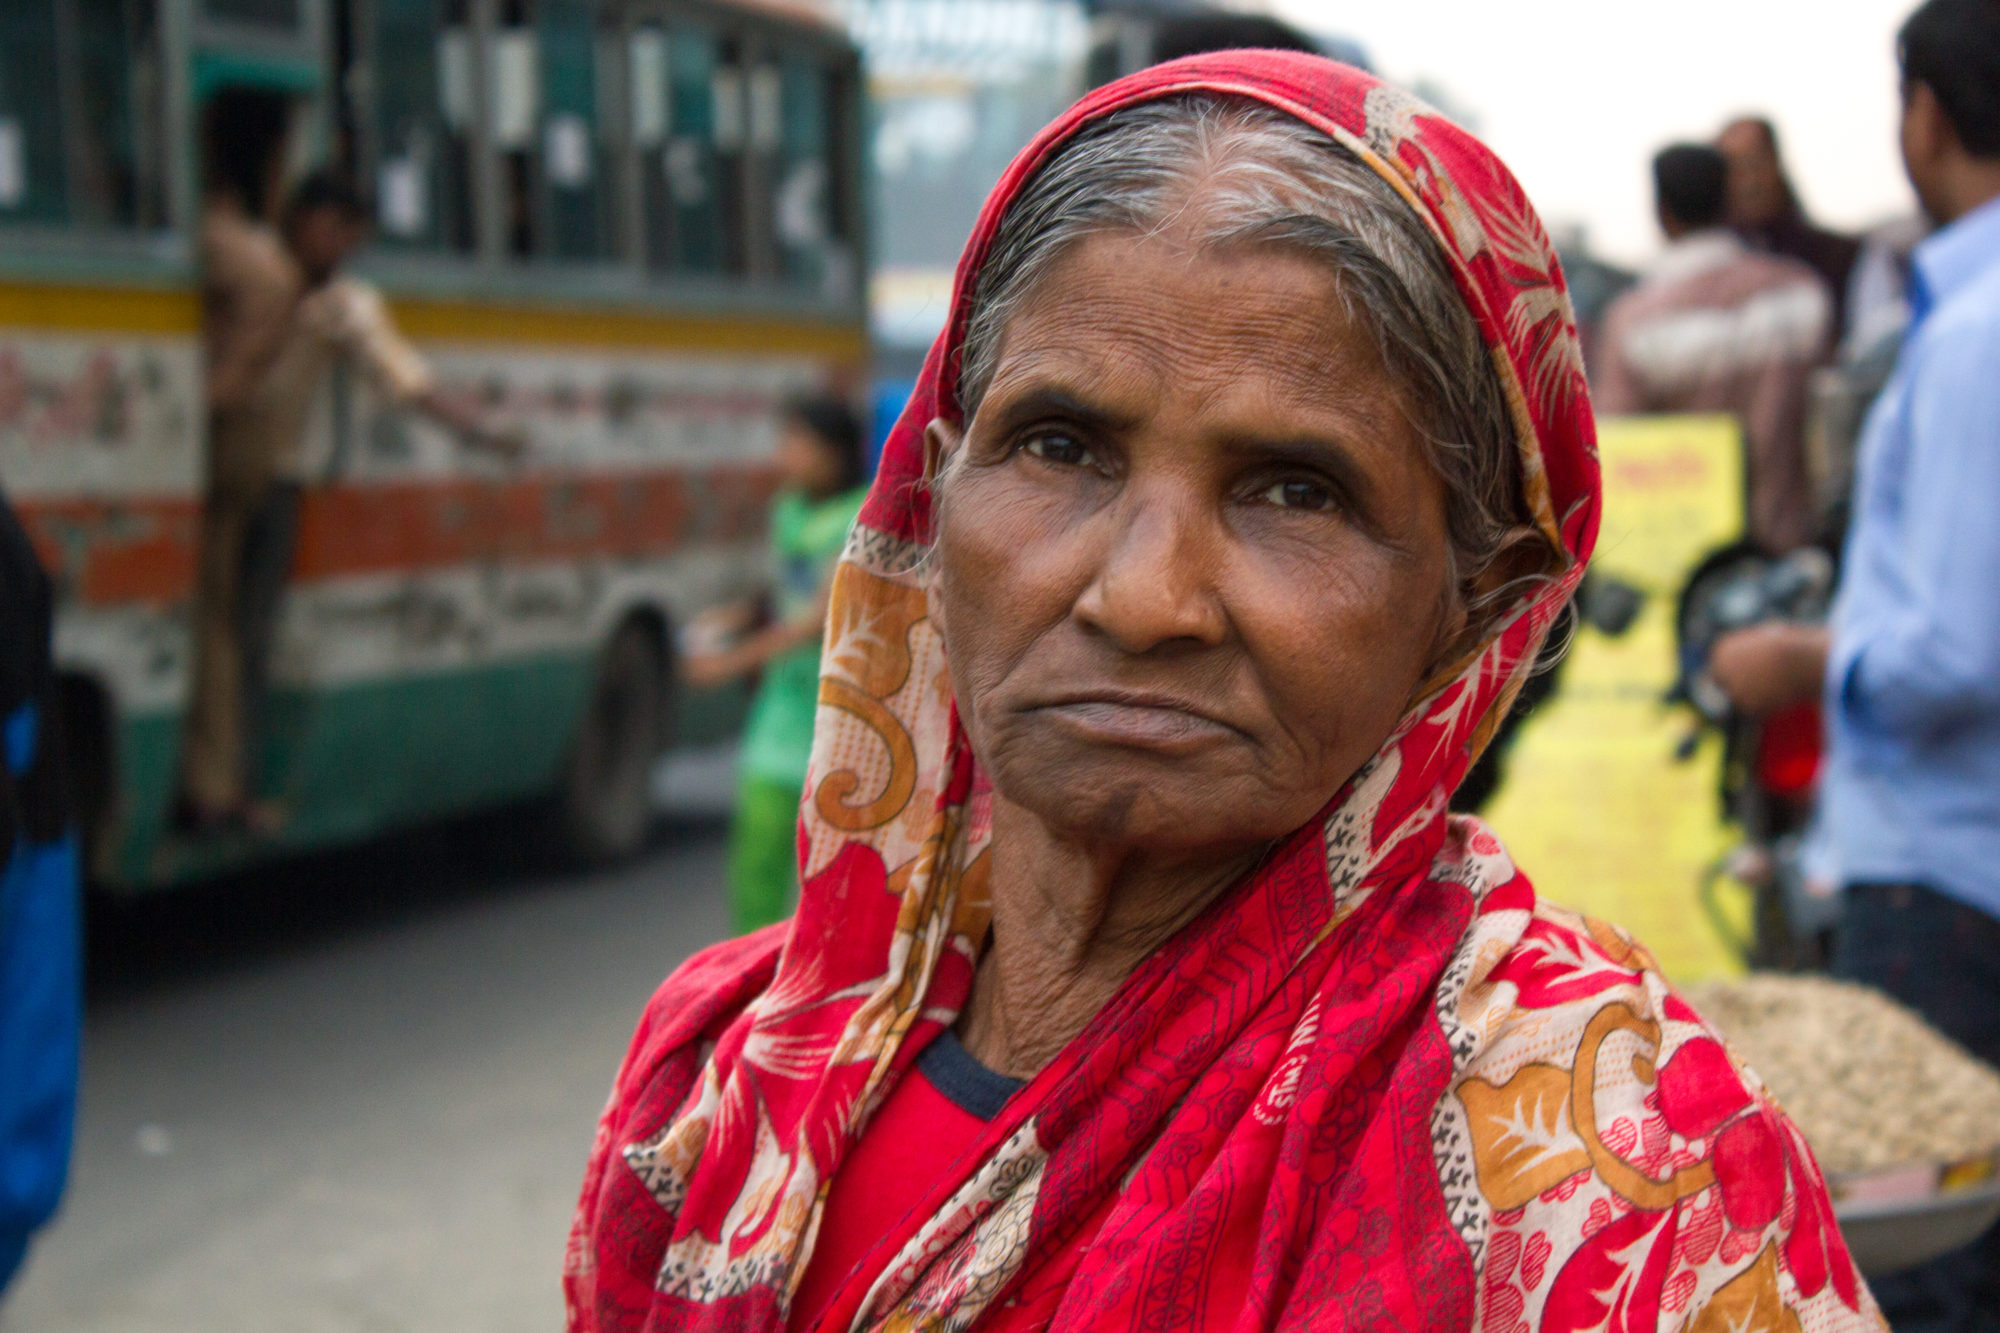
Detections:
0,488,79,1295
682,394,869,932
1806,213,1930,542
1718,115,1865,333
274,171,516,450
197,88,300,433
1844,214,1931,358
179,167,516,833
179,89,303,832
1594,144,1833,552
1710,0,2000,1323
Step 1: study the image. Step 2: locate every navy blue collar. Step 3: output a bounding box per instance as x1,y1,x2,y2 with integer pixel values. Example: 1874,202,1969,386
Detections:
917,1028,1023,1121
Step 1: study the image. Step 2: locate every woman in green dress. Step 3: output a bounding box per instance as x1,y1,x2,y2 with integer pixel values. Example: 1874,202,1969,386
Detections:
684,395,870,931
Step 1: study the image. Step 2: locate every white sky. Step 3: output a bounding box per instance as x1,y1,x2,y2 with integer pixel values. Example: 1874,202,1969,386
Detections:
1269,0,1920,267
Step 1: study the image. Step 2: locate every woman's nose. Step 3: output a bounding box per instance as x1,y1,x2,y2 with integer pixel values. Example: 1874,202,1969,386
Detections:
1073,488,1228,653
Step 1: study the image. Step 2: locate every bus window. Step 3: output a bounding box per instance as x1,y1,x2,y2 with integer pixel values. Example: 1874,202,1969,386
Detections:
638,24,744,279
532,0,614,261
713,35,752,277
774,49,853,297
369,0,478,253
485,0,615,263
490,9,540,257
0,0,165,230
628,22,669,256
0,4,69,224
203,0,305,25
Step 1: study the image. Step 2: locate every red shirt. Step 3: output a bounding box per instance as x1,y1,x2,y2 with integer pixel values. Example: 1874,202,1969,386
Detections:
787,1031,1021,1332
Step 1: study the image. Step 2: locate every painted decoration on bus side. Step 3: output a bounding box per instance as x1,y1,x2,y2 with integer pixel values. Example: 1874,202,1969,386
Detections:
6,325,831,884
0,333,201,499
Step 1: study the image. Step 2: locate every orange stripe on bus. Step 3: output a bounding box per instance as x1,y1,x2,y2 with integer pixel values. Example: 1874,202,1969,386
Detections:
289,469,776,580
16,467,779,607
19,495,203,604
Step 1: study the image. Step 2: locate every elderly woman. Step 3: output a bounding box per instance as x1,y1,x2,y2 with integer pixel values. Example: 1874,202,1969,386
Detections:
567,55,1877,1333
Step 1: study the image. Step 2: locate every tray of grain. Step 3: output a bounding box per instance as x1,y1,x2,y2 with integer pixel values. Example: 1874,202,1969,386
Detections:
1686,973,2000,1277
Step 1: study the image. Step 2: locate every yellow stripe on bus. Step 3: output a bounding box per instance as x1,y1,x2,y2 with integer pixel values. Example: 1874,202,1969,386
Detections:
387,296,868,359
0,280,866,360
0,283,200,333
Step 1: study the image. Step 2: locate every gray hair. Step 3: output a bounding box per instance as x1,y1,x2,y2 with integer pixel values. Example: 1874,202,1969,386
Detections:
953,94,1533,608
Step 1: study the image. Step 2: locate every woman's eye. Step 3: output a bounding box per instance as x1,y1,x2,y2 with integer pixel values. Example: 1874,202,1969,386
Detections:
1021,432,1093,467
1258,479,1336,511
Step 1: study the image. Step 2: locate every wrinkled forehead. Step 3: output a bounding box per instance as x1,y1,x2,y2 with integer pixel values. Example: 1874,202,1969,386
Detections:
901,57,1597,571
976,234,1411,430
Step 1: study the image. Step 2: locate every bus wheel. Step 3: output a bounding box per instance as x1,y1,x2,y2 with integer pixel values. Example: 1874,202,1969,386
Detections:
556,622,664,864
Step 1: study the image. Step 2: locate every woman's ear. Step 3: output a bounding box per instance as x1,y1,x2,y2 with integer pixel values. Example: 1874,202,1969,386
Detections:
921,416,966,634
1469,526,1558,609
923,416,963,490
1431,526,1559,671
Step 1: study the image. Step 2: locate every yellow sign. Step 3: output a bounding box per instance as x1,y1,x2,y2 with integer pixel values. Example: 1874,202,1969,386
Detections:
1482,415,1748,982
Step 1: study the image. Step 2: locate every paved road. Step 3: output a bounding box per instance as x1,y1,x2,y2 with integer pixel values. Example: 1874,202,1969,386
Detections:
2,754,740,1332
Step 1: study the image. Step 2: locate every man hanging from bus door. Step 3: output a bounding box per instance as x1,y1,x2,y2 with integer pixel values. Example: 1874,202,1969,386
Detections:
178,167,523,833
178,86,304,833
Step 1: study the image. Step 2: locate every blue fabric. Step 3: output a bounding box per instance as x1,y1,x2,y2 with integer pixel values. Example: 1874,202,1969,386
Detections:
867,376,916,480
0,700,80,1293
2,706,31,774
1824,194,2000,919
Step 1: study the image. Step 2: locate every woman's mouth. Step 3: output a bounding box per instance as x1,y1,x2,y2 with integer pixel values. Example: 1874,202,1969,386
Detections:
1030,692,1245,750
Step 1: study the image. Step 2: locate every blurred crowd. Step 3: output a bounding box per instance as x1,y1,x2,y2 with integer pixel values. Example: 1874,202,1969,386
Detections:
1591,115,1924,558
1588,4,2000,1325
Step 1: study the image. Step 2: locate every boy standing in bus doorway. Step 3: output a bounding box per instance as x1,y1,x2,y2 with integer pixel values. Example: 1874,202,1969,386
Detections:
180,167,516,833
682,396,870,932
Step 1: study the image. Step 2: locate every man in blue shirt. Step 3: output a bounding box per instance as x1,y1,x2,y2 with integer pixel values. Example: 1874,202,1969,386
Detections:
1711,0,2000,1324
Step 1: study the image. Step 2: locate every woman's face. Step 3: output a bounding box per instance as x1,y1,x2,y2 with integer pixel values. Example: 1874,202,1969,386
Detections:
929,232,1465,859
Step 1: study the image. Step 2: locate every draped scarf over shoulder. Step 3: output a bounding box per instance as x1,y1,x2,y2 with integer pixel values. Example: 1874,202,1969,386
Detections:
568,52,1876,1333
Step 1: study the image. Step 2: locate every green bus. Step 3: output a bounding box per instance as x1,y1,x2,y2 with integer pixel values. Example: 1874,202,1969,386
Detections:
0,0,868,889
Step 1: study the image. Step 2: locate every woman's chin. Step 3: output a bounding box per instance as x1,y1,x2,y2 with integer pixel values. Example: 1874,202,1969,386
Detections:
993,756,1311,858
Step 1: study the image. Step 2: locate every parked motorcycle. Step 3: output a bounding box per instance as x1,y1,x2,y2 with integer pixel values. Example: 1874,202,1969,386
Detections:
1670,542,1838,971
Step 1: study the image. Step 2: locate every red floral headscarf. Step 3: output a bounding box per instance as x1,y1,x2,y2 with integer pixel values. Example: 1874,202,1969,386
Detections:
567,52,1876,1333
